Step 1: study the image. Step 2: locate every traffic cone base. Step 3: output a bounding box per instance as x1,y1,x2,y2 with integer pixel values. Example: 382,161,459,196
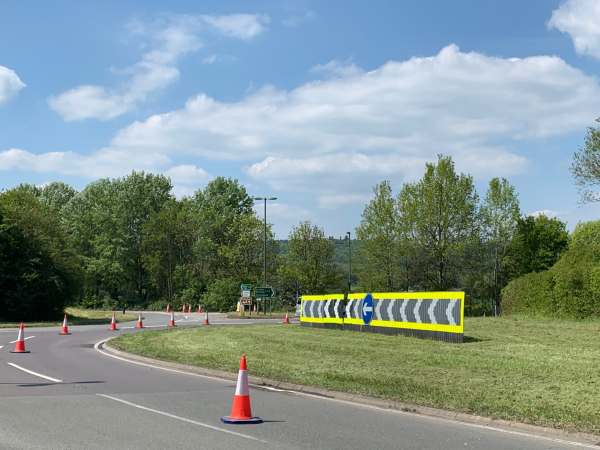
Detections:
220,415,263,424
59,330,71,335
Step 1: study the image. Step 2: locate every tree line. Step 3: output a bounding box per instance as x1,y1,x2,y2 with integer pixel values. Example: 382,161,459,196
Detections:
2,117,599,319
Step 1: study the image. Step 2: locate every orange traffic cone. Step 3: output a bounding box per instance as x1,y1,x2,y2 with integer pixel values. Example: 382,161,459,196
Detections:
110,311,118,331
282,313,290,324
182,304,186,314
221,354,262,424
135,313,144,329
188,304,193,314
204,311,210,325
11,323,30,353
197,305,201,313
168,311,176,327
59,314,71,335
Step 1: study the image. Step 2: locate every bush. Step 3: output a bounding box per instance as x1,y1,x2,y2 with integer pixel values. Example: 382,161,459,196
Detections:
502,220,600,319
502,271,555,316
203,278,239,312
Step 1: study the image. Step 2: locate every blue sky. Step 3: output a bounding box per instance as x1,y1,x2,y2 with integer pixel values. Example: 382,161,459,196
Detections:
1,0,600,237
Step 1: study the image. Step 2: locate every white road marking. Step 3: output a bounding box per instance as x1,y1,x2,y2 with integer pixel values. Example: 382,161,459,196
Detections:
97,394,267,443
9,335,35,344
94,338,596,449
7,362,62,383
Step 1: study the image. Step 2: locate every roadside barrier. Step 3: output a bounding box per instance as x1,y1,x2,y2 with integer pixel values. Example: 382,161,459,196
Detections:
135,314,144,329
110,312,118,331
168,311,176,327
59,315,71,335
221,354,262,424
300,292,465,343
11,323,30,353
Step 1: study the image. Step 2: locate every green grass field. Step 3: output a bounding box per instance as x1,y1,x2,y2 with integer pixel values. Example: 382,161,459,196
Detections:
0,308,137,328
110,317,600,435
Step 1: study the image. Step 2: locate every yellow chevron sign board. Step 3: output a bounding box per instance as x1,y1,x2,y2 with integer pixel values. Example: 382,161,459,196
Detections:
300,292,464,343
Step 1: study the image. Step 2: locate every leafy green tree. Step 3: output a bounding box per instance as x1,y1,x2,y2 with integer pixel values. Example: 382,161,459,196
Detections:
63,172,172,305
480,178,520,314
0,207,72,320
278,221,342,295
506,214,569,278
142,199,199,302
355,181,400,291
572,119,600,202
193,177,268,282
398,155,479,290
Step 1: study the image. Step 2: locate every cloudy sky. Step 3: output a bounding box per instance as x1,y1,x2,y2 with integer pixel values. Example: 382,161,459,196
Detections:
1,0,600,237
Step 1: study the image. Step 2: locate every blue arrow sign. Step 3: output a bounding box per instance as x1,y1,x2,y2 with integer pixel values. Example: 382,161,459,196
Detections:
362,293,374,325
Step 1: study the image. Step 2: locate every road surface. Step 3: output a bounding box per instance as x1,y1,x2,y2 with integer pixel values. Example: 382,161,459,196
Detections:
0,312,593,449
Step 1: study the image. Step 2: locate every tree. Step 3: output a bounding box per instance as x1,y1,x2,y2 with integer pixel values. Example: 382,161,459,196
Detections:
62,172,172,305
355,181,400,291
0,206,73,320
572,119,600,202
193,177,268,282
506,214,569,278
279,221,342,295
480,178,520,314
398,155,479,290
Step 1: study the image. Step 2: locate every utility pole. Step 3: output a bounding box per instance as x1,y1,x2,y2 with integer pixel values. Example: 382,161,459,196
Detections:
346,231,352,293
253,196,277,314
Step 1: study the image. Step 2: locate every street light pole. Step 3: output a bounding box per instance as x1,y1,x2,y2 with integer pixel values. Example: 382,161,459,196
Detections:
346,231,352,293
253,196,277,315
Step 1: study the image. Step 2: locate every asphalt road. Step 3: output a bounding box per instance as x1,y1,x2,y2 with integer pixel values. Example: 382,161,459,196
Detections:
0,312,593,450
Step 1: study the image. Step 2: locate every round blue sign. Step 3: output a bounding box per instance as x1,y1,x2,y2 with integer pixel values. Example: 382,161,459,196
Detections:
362,293,374,325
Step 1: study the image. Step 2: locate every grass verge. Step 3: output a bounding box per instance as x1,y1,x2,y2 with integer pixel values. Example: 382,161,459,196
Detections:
0,308,138,328
226,312,290,319
111,316,600,435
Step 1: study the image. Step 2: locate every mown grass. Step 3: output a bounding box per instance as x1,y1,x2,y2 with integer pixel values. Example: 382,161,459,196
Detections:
111,316,600,435
226,312,290,319
0,308,137,328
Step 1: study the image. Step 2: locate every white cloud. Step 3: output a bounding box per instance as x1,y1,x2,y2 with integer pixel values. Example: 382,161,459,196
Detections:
49,13,268,121
548,0,600,59
164,164,210,184
318,193,371,208
8,45,600,220
202,14,269,40
0,66,25,104
310,59,363,78
102,44,597,202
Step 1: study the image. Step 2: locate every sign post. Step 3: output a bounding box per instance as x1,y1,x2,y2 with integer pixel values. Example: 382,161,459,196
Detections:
255,287,275,315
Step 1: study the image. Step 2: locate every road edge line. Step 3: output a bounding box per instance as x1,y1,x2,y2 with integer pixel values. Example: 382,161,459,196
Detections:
7,362,62,383
96,394,267,443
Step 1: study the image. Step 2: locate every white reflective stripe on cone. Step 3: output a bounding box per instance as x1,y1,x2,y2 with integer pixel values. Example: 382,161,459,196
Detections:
235,370,249,396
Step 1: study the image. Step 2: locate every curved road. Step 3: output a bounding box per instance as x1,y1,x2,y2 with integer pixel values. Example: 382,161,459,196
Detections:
0,312,592,449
